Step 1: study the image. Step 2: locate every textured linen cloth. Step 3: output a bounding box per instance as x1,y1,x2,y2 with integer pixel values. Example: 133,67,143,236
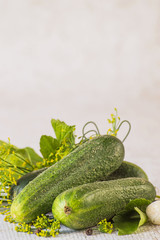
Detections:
0,215,160,240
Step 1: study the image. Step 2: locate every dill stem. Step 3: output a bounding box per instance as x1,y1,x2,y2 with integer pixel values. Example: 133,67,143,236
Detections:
0,157,30,174
14,153,34,170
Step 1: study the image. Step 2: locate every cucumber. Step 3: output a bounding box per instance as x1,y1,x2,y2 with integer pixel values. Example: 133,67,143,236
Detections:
106,161,148,180
9,168,47,200
52,177,156,230
9,161,148,200
11,135,124,223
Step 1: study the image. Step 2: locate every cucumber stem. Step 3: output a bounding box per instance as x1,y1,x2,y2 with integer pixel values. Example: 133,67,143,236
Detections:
64,205,72,215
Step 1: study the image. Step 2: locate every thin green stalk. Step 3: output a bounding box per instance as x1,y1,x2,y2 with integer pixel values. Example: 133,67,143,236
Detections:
117,120,131,143
0,157,30,174
14,153,34,170
83,130,99,139
82,121,100,140
12,166,30,174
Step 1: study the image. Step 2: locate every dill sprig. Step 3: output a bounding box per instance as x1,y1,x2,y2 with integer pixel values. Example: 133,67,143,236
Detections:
4,212,60,237
33,214,53,229
98,218,113,234
34,216,60,237
36,140,71,168
15,222,33,234
0,139,36,210
107,108,121,136
3,211,16,223
107,108,131,143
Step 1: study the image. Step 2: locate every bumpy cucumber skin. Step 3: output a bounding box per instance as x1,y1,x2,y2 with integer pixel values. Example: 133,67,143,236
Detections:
52,177,156,230
9,168,47,200
106,161,148,180
11,135,124,223
9,161,148,200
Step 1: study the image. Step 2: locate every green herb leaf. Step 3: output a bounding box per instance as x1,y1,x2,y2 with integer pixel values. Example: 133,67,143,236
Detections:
135,207,147,227
51,119,75,146
24,147,43,166
40,135,59,159
39,120,75,162
14,147,43,168
113,198,151,235
39,120,76,167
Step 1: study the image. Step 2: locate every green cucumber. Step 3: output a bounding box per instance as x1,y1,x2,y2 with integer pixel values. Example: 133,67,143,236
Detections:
106,161,148,180
9,168,47,200
11,135,125,223
9,161,148,200
52,177,156,230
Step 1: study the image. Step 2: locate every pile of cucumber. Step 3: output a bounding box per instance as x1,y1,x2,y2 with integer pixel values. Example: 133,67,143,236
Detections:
10,134,156,230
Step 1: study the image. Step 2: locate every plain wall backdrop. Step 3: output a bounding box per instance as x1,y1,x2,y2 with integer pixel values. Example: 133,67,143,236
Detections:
0,0,160,185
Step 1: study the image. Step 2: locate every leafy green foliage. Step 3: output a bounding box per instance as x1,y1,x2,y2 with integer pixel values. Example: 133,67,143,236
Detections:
40,136,59,159
39,119,76,167
0,119,76,214
113,198,151,235
24,147,43,166
0,139,43,211
51,119,75,146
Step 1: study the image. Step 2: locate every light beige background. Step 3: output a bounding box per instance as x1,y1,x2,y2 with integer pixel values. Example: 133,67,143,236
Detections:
0,0,160,182
0,0,160,179
0,2,160,238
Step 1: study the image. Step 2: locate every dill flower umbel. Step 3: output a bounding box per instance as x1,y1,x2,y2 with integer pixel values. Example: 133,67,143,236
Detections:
13,214,60,237
98,218,113,234
4,211,61,237
107,108,120,136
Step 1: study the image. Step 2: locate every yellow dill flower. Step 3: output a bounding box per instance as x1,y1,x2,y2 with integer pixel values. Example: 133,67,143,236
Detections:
98,218,113,234
107,108,120,137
